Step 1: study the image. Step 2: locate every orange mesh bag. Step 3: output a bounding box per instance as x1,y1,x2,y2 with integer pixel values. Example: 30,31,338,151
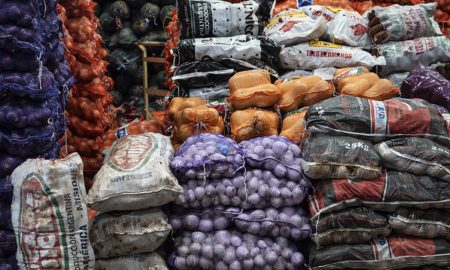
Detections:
68,96,106,123
278,76,334,113
228,70,272,95
66,16,96,43
274,0,298,15
350,0,373,14
312,0,355,11
334,67,399,100
280,108,308,144
230,109,279,142
229,84,282,110
82,155,103,174
168,97,207,120
67,134,102,157
69,114,106,138
102,120,163,151
173,106,225,142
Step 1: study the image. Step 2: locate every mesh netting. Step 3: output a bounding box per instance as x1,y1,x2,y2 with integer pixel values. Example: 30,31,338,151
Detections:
0,230,16,258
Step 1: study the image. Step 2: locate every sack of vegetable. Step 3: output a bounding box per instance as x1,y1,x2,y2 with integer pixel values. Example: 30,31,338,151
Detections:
278,75,333,113
229,83,282,110
170,134,244,181
95,253,169,270
280,108,308,144
168,97,207,120
312,207,390,248
333,67,399,100
307,96,450,148
240,136,303,181
87,133,183,212
375,137,450,182
177,0,275,39
0,230,16,258
279,41,386,70
230,109,279,142
388,208,450,240
175,169,309,209
368,3,442,44
377,36,450,75
309,170,450,219
169,230,305,270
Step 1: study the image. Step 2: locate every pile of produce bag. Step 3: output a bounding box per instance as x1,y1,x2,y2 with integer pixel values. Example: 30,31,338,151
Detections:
0,1,73,268
58,0,117,188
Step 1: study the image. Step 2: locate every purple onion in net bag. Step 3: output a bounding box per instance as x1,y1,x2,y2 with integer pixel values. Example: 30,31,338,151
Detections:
401,65,450,111
0,202,12,231
0,177,12,204
0,154,24,178
169,230,305,270
170,134,244,181
175,169,309,210
240,136,303,182
0,255,18,270
0,230,16,258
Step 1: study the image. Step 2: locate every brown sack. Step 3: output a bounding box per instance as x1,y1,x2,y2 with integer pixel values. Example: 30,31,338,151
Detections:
230,109,279,142
168,97,207,120
229,83,282,110
173,106,224,142
228,70,271,95
278,76,334,112
280,108,308,144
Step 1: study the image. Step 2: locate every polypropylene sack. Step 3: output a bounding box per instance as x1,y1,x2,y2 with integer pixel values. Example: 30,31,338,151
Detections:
189,84,230,101
263,9,326,46
401,65,450,111
87,133,183,212
310,235,450,270
0,230,16,258
175,169,309,209
368,3,442,44
170,206,311,240
173,35,281,67
170,134,244,180
240,136,303,181
229,83,282,110
278,75,333,112
312,207,390,248
333,67,399,100
375,137,450,182
302,134,382,180
90,209,171,258
169,230,305,270
377,36,450,75
229,70,272,95
168,97,207,120
11,153,95,269
389,208,450,240
280,108,308,144
279,40,385,70
308,170,450,219
306,96,450,147
95,253,168,270
177,0,275,39
230,109,279,142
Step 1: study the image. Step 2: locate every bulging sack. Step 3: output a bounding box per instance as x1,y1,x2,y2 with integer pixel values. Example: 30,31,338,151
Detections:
230,109,279,142
302,134,382,180
263,9,327,46
229,83,282,110
90,209,171,259
279,40,385,70
375,137,450,182
168,97,207,120
95,253,168,270
87,133,183,212
312,207,390,248
11,153,95,270
178,0,275,39
280,108,308,144
306,96,450,147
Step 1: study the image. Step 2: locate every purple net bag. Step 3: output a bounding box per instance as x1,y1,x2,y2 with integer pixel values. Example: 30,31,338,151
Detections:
0,230,16,258
0,177,12,204
401,65,450,111
240,136,303,181
0,154,24,178
170,134,244,181
175,169,309,210
0,201,12,231
0,255,18,270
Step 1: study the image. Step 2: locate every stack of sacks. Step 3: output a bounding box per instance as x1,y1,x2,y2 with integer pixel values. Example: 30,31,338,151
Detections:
58,0,117,188
86,132,182,269
368,4,450,80
0,1,73,268
95,0,175,106
304,95,450,269
170,0,281,100
168,97,225,149
169,134,311,270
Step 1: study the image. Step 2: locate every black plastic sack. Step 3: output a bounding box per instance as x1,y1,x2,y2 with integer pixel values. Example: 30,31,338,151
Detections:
173,35,281,67
302,134,381,180
389,208,450,240
177,0,275,39
307,96,450,148
313,207,390,248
